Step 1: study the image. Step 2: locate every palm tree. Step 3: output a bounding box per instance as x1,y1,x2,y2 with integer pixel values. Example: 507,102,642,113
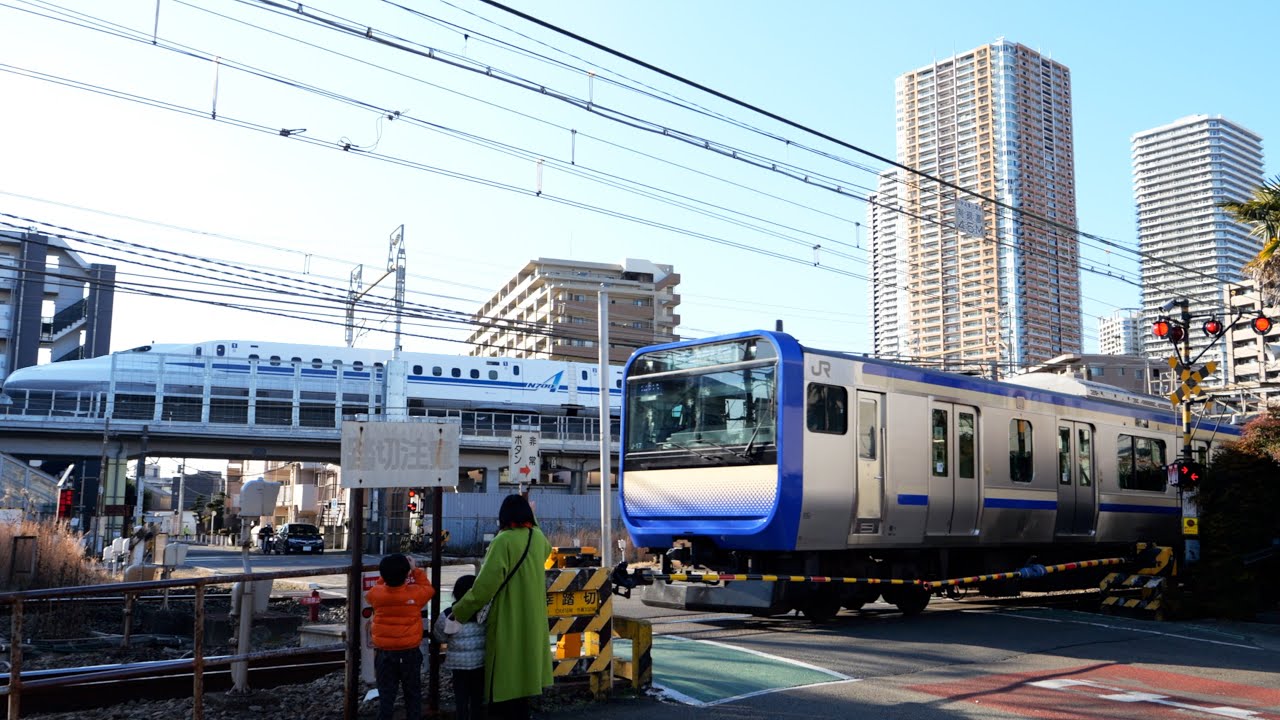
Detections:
1220,177,1280,304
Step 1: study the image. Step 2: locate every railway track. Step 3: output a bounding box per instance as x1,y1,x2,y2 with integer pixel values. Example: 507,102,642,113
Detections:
2,648,343,716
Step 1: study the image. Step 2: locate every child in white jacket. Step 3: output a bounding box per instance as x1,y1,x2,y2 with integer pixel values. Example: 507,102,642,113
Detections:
432,575,486,720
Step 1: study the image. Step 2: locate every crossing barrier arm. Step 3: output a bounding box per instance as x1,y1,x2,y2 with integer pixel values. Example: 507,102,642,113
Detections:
609,555,1143,595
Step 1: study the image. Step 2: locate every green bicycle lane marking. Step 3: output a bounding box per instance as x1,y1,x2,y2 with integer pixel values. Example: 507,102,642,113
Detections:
617,635,857,706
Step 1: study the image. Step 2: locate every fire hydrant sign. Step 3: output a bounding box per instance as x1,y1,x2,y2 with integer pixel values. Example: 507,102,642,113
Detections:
340,419,460,488
510,431,541,484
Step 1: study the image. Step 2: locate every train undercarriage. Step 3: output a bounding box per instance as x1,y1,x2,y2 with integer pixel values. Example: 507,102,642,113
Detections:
639,539,1135,621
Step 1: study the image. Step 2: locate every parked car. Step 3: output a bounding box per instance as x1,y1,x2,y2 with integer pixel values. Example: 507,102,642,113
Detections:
276,523,324,554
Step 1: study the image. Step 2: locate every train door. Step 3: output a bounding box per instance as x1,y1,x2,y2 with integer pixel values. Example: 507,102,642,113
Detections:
925,402,980,536
1055,422,1097,537
849,391,884,537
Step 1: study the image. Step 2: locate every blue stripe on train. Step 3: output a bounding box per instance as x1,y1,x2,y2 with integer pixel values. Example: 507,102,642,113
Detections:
1099,502,1180,515
984,497,1057,510
896,494,929,506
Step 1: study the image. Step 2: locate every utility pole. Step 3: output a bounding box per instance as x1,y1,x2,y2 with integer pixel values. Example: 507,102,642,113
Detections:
598,285,613,569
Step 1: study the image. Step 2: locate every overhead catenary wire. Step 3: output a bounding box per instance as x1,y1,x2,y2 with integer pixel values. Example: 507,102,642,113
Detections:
2,0,1172,358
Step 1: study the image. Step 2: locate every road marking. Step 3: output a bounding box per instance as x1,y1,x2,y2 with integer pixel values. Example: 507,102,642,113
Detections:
1029,678,1267,719
645,635,856,706
977,609,1266,650
911,663,1280,720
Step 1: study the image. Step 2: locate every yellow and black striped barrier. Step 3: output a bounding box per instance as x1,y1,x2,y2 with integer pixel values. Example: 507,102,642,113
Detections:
626,556,1128,590
1099,543,1175,621
612,616,652,690
546,566,612,698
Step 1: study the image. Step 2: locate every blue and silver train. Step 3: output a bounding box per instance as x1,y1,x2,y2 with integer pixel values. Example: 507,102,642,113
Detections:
619,330,1238,617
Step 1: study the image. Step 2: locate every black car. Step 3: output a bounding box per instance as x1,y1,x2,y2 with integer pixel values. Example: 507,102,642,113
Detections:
276,523,324,554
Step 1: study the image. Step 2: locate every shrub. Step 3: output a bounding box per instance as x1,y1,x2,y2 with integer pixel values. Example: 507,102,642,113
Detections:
0,519,111,592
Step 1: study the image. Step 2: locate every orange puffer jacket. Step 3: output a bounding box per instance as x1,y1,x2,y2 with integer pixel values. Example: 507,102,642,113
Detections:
366,567,436,651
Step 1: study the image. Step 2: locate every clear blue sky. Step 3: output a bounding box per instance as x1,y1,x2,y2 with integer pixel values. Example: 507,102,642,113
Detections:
3,0,1277,358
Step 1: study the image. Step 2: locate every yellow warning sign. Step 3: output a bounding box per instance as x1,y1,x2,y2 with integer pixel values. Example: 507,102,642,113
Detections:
546,589,600,617
1182,517,1199,536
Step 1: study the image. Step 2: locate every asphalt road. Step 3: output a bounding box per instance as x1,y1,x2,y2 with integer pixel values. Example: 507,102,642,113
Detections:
181,546,1280,719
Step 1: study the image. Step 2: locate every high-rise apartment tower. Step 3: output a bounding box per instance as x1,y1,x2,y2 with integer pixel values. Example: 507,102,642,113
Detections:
873,39,1081,374
1132,115,1263,373
1098,309,1144,356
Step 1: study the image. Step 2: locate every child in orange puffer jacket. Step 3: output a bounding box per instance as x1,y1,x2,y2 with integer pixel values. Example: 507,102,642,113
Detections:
366,553,435,720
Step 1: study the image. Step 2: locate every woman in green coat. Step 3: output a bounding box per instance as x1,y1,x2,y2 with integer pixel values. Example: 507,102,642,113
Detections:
452,494,553,720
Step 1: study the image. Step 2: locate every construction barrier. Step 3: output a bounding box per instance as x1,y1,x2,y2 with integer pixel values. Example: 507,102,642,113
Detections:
1100,543,1174,620
612,616,652,690
546,566,612,699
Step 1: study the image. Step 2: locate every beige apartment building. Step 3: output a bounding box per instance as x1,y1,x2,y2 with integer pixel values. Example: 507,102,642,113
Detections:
466,258,680,364
873,39,1081,375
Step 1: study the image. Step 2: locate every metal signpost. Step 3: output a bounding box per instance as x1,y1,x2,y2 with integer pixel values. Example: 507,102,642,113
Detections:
339,418,460,720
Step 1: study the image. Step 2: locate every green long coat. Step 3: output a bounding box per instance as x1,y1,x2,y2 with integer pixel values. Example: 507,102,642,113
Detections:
452,525,553,704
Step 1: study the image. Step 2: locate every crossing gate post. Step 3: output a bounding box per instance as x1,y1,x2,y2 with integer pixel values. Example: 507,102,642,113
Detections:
546,565,613,699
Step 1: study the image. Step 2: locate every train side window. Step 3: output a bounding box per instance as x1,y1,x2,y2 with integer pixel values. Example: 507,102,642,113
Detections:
512,365,520,376
432,366,442,377
312,358,323,369
1077,426,1093,487
958,412,976,479
930,408,948,476
581,370,588,381
269,355,281,366
1116,434,1166,492
1009,419,1033,483
488,370,498,380
216,344,226,357
195,347,203,356
412,365,423,375
451,368,461,378
806,383,847,434
857,398,877,459
470,369,480,379
291,356,302,364
353,361,364,372
249,354,260,361
616,379,622,389
1058,427,1071,484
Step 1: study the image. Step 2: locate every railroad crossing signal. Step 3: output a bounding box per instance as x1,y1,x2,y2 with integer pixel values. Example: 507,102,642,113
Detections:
1166,357,1217,406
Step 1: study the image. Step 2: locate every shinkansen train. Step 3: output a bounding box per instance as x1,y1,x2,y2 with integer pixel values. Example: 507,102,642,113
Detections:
1,340,623,418
619,330,1239,618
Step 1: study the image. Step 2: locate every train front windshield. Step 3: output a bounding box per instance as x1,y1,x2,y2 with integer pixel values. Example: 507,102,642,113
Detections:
625,337,777,470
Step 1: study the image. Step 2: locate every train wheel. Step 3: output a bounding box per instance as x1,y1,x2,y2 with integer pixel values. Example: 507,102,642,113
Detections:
802,588,842,622
883,586,931,616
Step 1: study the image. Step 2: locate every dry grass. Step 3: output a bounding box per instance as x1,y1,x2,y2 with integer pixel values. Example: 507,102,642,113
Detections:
0,519,111,592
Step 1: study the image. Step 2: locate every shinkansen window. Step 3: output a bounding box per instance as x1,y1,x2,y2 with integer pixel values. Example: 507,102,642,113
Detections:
352,361,364,372
1117,434,1167,492
432,366,442,377
806,383,847,434
488,370,498,380
216,344,226,357
1009,419,1033,483
269,356,281,366
312,358,323,369
413,365,423,375
470,369,480,379
512,366,520,376
451,368,461,378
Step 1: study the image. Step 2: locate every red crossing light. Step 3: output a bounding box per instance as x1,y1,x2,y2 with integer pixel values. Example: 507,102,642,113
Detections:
1166,324,1185,343
1202,318,1224,337
1152,318,1171,338
1251,314,1274,335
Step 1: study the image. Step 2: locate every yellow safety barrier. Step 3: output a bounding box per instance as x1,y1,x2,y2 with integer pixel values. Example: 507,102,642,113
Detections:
611,616,652,690
1099,544,1175,621
546,566,612,699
